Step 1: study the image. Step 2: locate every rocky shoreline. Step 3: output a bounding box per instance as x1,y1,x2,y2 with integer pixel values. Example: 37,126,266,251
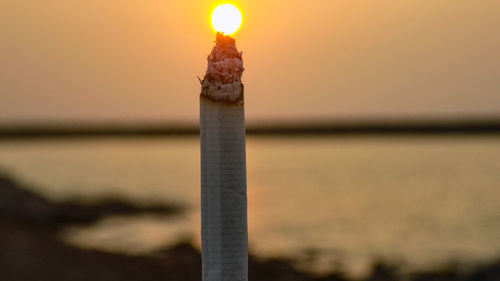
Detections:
0,174,499,281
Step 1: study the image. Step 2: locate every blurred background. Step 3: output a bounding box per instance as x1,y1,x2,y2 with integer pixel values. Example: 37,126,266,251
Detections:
1,1,499,281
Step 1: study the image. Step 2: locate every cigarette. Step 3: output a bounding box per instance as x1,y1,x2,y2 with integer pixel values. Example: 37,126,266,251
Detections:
200,32,248,281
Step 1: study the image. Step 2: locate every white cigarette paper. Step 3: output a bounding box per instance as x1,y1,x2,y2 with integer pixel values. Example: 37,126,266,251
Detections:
200,33,248,281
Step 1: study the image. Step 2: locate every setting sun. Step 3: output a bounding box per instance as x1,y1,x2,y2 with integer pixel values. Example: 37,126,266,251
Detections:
211,4,242,35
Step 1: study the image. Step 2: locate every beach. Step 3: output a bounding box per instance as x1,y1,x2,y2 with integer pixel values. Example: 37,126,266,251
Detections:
1,136,500,280
1,171,500,281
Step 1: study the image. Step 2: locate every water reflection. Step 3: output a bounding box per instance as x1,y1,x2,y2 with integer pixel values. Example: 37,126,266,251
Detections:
0,137,499,277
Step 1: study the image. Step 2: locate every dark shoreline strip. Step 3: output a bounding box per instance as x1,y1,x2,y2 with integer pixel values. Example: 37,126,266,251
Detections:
0,120,499,139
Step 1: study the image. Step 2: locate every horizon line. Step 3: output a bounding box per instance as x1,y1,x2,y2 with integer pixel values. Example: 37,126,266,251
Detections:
0,118,499,139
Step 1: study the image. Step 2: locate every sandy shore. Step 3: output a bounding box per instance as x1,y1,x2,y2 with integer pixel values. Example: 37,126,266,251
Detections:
0,174,499,281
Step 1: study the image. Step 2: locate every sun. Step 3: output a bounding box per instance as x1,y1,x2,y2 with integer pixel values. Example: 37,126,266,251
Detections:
211,4,242,35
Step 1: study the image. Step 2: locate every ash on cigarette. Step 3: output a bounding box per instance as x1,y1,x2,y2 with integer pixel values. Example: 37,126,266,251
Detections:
201,32,244,102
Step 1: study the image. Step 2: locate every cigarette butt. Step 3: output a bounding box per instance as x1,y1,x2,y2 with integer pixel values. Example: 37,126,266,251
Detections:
200,95,248,281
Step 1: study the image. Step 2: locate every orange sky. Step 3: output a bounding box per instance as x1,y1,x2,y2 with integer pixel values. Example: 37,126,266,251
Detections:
1,0,499,124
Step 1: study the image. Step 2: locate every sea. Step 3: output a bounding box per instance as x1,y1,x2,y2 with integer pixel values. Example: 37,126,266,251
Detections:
0,136,499,277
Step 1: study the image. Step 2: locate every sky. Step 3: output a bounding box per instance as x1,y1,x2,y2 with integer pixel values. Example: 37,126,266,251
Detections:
1,0,499,124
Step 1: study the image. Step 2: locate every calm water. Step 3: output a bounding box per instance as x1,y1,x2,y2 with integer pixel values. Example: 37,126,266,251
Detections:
0,136,499,277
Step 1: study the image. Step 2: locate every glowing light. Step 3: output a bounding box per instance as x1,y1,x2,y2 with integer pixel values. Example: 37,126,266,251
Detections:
211,4,242,35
